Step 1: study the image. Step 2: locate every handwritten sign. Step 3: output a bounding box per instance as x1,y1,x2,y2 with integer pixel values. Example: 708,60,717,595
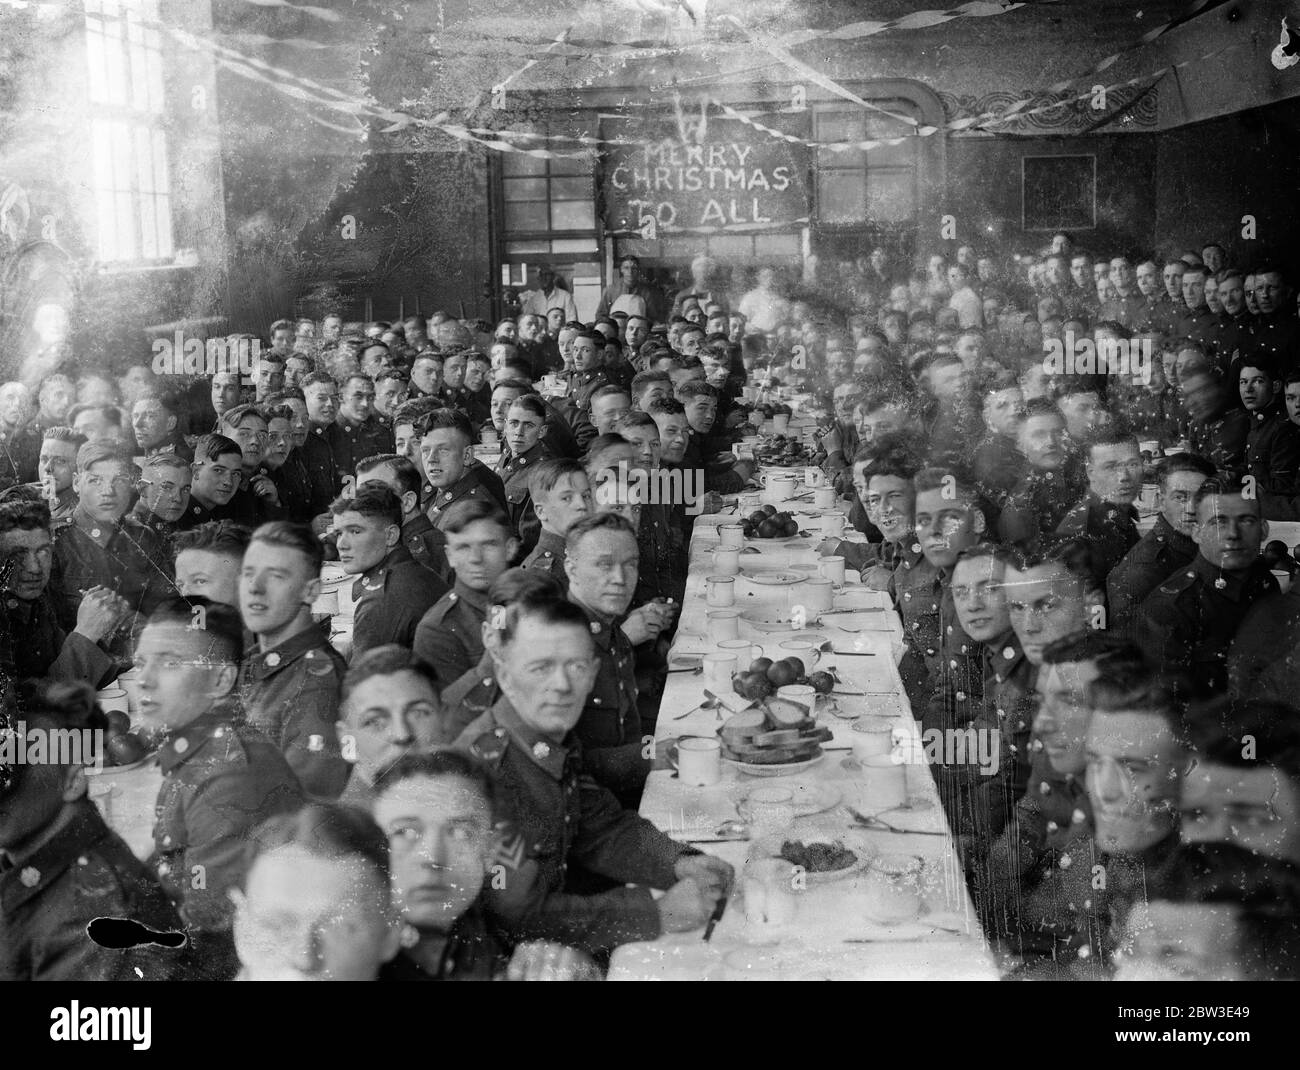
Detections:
603,114,809,233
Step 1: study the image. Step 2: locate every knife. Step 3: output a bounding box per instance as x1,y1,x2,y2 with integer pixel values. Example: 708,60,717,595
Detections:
703,894,728,941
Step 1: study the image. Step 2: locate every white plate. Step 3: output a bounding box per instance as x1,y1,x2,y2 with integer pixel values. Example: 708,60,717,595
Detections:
740,570,805,585
725,748,825,777
733,780,841,818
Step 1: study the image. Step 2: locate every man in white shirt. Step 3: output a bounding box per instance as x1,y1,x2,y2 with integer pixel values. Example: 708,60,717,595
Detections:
519,266,579,324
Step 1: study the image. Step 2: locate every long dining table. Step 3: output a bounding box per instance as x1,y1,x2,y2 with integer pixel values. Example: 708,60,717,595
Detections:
607,474,1001,981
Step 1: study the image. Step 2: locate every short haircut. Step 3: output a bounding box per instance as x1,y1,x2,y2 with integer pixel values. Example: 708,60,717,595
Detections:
192,433,243,465
173,520,253,561
564,511,636,555
487,583,590,647
488,566,565,608
1041,630,1146,673
912,466,977,504
145,596,245,663
356,453,421,498
40,425,86,448
132,390,179,414
341,644,438,709
391,397,446,431
75,440,131,474
1193,477,1260,515
504,393,547,422
1086,427,1138,458
0,499,51,536
374,750,497,812
374,370,408,388
331,482,403,526
1021,397,1065,422
418,407,473,442
1085,659,1187,742
647,398,686,418
630,370,671,396
1004,534,1102,593
675,380,719,401
529,457,587,498
301,372,337,392
590,384,630,405
440,497,511,537
247,803,391,897
1156,452,1216,487
249,521,324,574
616,411,658,434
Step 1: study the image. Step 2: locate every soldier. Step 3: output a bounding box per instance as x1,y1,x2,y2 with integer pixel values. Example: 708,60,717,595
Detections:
231,803,400,981
217,404,286,527
997,399,1086,545
1237,355,1300,519
133,597,303,980
0,681,187,981
356,453,450,581
180,434,243,530
325,374,392,480
173,522,250,609
132,452,192,545
1181,367,1249,481
300,373,345,512
0,499,125,686
35,426,84,521
1055,429,1142,582
1137,478,1278,702
455,592,732,955
414,500,516,687
51,440,173,654
0,381,40,489
497,394,554,561
1107,453,1214,629
130,389,191,462
371,751,598,980
238,521,350,800
970,377,1027,508
334,645,453,809
522,457,593,588
419,408,507,527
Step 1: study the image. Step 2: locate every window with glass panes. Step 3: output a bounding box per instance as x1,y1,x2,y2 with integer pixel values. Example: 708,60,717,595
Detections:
814,106,919,226
84,0,174,264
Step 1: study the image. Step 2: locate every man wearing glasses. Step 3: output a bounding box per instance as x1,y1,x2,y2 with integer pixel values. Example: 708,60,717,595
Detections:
134,597,303,980
218,404,286,527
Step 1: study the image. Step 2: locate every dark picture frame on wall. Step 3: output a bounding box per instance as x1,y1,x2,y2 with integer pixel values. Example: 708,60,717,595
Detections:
1022,154,1097,231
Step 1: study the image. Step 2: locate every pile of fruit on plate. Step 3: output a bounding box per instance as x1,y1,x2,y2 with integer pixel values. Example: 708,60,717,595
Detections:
754,434,817,467
718,693,831,766
740,505,801,539
731,655,836,701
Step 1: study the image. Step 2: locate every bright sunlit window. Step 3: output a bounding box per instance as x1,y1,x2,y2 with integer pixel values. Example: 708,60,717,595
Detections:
84,0,173,264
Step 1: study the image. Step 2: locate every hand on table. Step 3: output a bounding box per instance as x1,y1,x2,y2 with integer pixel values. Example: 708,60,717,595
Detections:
861,564,893,591
657,876,720,933
622,603,669,645
505,941,601,981
674,853,734,899
732,459,756,483
822,424,842,455
249,473,280,504
816,537,843,557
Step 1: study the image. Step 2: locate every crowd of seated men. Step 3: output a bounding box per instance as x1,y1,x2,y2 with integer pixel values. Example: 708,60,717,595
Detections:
3,236,1299,980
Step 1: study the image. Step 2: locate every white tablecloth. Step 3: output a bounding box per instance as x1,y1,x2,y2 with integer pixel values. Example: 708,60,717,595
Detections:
608,498,999,981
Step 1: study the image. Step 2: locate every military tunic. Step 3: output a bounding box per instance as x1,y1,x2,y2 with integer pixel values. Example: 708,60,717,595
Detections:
1227,587,1300,704
522,529,569,591
1187,406,1249,481
1244,408,1300,519
1054,493,1139,582
1105,514,1197,630
349,545,450,660
402,511,451,581
456,696,692,955
325,414,392,484
425,463,508,528
1137,554,1279,700
498,442,552,560
151,700,303,942
997,468,1086,546
413,580,489,686
570,603,647,801
0,422,40,488
238,620,351,799
0,801,187,981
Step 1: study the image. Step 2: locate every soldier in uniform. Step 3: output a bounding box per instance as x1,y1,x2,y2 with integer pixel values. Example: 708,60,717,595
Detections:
335,646,454,810
134,598,304,980
1107,453,1213,629
300,374,345,513
1138,478,1278,702
455,592,732,955
0,499,126,686
461,351,494,430
522,457,593,588
179,434,243,530
562,513,674,804
1181,367,1249,481
1241,267,1300,374
238,522,350,800
35,426,84,522
1237,356,1300,519
0,681,188,981
51,441,174,656
414,500,516,687
997,399,1085,545
497,394,554,561
0,381,40,489
332,483,448,659
357,454,450,581
132,452,191,549
217,404,287,528
325,374,392,484
1054,429,1142,583
419,408,507,528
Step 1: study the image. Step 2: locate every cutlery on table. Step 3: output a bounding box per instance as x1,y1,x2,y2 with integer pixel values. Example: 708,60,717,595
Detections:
846,806,945,837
